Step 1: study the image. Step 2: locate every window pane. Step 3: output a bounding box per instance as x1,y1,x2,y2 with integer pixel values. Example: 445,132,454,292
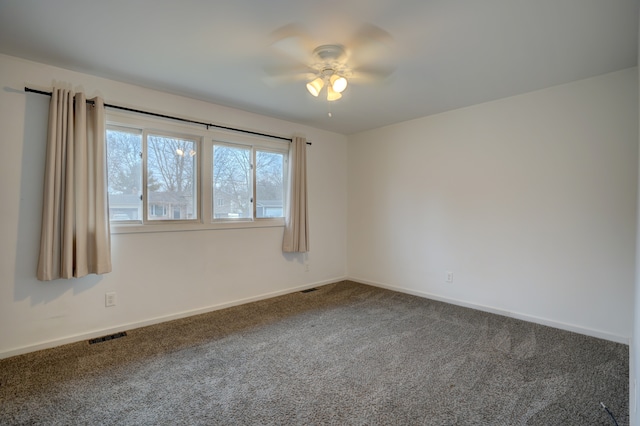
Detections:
147,135,198,221
256,151,285,218
106,128,142,221
213,145,252,219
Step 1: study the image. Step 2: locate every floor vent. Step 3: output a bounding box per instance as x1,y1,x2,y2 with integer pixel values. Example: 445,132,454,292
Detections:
88,332,127,345
301,288,318,293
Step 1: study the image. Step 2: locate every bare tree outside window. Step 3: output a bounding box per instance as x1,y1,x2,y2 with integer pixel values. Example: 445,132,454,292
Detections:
212,144,286,220
213,145,252,219
147,135,198,221
256,151,285,218
106,128,144,221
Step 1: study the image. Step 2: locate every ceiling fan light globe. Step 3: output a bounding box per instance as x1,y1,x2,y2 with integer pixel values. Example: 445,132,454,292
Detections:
327,85,342,101
330,75,348,93
306,77,324,97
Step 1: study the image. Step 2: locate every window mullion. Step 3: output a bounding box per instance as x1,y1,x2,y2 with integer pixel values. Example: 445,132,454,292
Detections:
252,148,257,220
142,130,149,224
201,140,212,223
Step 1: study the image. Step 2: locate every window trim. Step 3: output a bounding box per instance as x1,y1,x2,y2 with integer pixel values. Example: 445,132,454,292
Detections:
107,110,287,234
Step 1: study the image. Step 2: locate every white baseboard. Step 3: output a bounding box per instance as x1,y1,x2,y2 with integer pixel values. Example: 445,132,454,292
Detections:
0,276,348,360
348,276,630,345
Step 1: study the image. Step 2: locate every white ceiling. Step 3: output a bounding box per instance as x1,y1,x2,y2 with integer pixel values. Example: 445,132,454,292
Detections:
0,0,638,135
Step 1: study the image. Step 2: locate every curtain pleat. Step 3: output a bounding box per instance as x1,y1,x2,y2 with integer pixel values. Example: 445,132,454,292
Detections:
37,88,112,281
282,136,309,253
87,96,111,275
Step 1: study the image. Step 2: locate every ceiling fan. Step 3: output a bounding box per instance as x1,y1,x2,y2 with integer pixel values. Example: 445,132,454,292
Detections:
265,24,395,102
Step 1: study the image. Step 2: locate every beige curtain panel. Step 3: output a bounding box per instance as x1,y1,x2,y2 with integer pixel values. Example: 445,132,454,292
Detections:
282,136,309,253
37,88,112,281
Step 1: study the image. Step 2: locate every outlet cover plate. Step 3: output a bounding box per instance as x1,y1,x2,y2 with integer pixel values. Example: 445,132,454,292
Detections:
105,292,117,307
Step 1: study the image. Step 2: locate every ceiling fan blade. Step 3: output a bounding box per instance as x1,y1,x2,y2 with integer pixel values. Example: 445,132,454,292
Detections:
345,23,394,67
263,74,314,87
269,24,316,65
349,64,396,84
262,64,316,86
264,63,314,77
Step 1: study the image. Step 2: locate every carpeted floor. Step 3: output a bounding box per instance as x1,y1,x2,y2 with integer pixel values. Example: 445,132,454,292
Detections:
0,281,629,425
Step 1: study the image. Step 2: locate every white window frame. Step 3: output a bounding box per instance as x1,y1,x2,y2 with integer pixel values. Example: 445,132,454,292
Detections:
107,110,288,234
212,137,289,223
144,129,200,224
254,146,288,219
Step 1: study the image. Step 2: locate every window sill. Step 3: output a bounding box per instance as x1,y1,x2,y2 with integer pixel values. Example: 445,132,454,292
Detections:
110,218,285,234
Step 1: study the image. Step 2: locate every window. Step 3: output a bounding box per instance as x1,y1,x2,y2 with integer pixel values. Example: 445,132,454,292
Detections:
149,204,167,217
213,144,252,219
106,127,142,222
106,111,289,232
107,126,199,224
213,143,287,221
146,134,198,221
255,150,285,218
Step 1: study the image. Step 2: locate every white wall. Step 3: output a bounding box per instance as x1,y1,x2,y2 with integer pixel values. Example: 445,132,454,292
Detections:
348,68,638,343
0,54,348,358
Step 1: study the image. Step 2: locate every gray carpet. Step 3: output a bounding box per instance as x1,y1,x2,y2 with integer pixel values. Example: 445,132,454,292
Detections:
0,281,628,425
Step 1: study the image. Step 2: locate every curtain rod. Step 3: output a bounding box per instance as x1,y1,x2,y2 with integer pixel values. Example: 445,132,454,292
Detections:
24,87,311,145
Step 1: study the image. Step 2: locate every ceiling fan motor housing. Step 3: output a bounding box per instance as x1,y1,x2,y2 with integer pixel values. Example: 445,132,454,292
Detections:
313,44,346,61
312,44,350,78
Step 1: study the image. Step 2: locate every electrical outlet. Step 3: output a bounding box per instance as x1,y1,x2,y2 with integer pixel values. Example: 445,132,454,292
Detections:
105,292,117,307
446,272,454,283
304,263,310,272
